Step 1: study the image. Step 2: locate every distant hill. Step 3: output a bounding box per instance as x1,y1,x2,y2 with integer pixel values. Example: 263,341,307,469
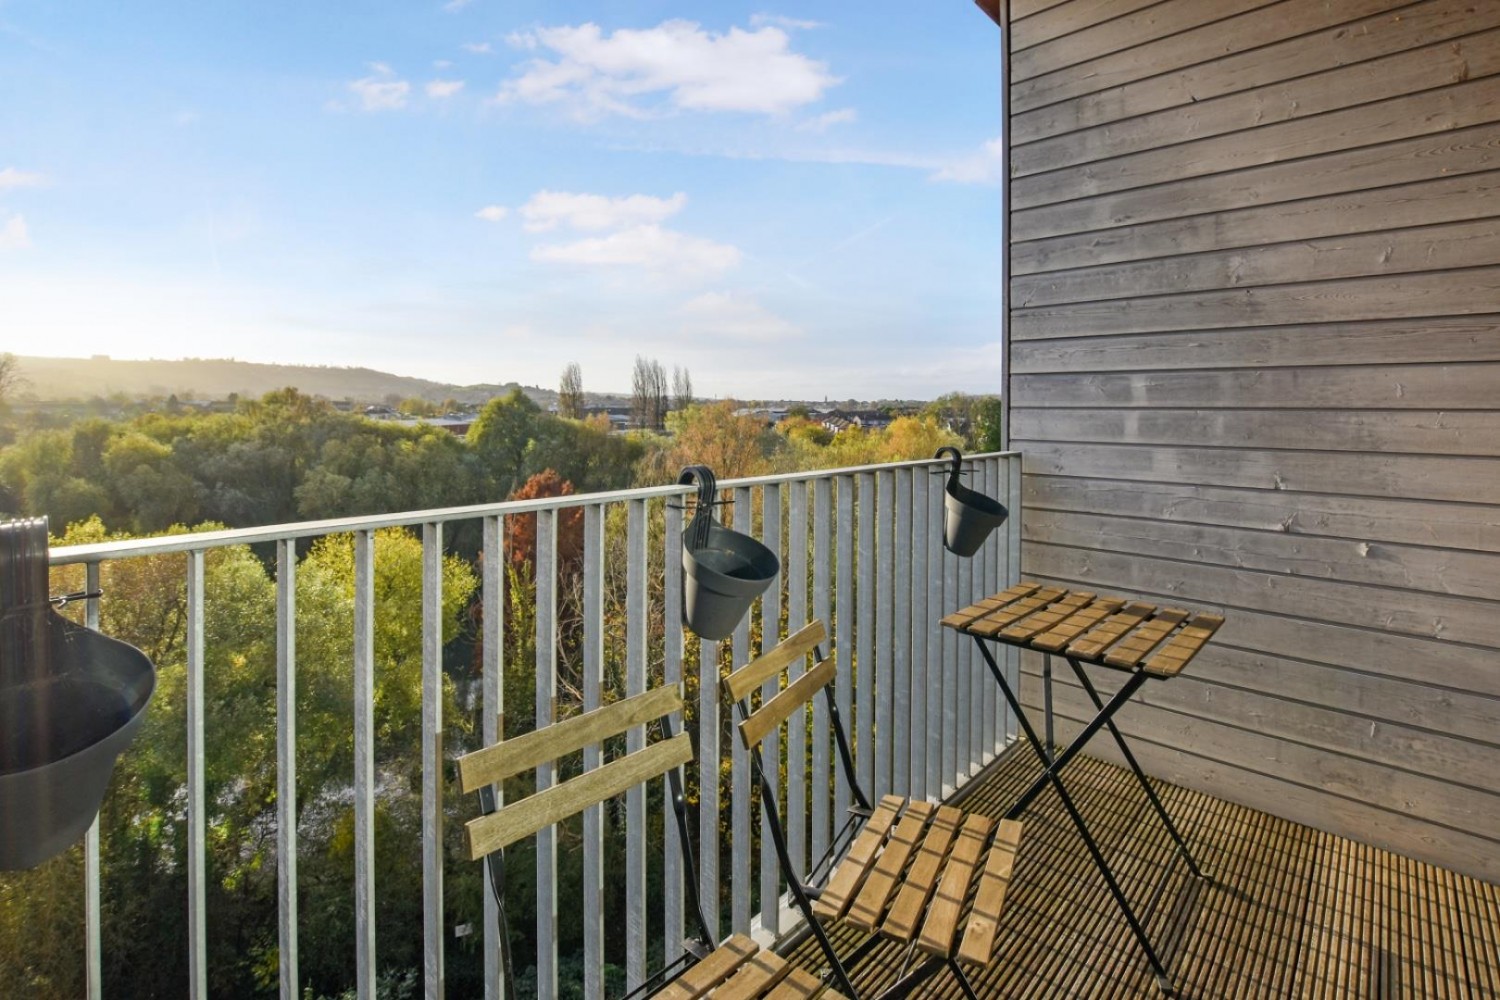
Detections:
11,356,557,408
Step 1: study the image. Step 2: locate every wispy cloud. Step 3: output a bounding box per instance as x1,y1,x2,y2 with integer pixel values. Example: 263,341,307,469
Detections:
475,205,509,222
0,215,31,251
346,64,411,111
532,225,740,277
749,13,826,31
680,292,799,340
0,167,47,190
442,0,473,11
520,190,687,233
461,41,493,54
497,19,840,119
797,107,856,133
426,79,465,98
931,137,1003,184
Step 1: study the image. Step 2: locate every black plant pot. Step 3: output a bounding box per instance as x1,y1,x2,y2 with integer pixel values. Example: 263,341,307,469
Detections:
682,521,780,641
0,612,156,870
936,447,1009,558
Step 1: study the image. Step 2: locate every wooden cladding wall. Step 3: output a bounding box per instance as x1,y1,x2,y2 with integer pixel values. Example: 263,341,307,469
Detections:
1001,0,1500,882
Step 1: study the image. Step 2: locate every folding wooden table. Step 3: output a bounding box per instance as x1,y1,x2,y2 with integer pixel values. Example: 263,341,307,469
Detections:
941,581,1225,993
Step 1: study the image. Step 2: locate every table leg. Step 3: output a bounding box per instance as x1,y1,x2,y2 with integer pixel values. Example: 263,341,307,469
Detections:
971,639,1173,990
1065,656,1206,879
1043,653,1055,763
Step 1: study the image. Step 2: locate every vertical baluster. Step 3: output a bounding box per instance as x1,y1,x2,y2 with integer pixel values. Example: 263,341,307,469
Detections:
422,523,445,1000
892,468,911,799
663,500,686,958
85,561,102,1000
833,477,853,823
481,517,505,1000
909,469,927,802
963,487,981,780
855,473,875,797
786,482,808,879
925,470,944,798
1006,454,1024,743
875,469,894,799
186,550,207,1000
582,505,605,998
697,637,720,940
625,500,648,986
276,539,299,1000
980,459,996,764
811,478,832,866
354,531,377,999
730,488,752,936
942,509,959,796
534,511,558,1000
758,484,782,938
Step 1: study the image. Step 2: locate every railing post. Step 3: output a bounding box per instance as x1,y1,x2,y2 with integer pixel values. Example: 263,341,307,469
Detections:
626,499,649,986
787,481,808,877
855,473,875,797
758,484,783,938
276,539,299,1000
422,523,445,1000
353,531,377,1000
833,477,854,823
582,505,605,998
910,469,928,801
875,469,894,799
535,511,558,1000
481,516,506,1000
664,500,686,956
85,560,102,1000
731,488,753,937
811,477,833,865
186,549,207,1000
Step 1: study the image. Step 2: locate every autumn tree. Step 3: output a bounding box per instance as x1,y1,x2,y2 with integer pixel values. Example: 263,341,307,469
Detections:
558,362,585,420
630,356,668,431
671,366,693,412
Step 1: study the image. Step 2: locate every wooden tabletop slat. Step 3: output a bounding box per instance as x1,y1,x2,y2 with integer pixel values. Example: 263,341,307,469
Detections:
998,591,1096,642
845,801,935,932
814,796,905,920
880,805,964,942
1065,602,1155,661
657,934,759,999
957,819,1023,967
1030,598,1125,652
712,948,795,1000
916,813,995,959
1102,608,1189,669
968,586,1070,638
938,582,1039,629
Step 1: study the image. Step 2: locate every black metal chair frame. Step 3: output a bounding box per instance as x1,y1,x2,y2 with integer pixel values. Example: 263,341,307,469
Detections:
726,633,986,1000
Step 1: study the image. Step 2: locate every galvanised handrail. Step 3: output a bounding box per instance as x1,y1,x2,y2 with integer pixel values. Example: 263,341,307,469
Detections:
44,452,1023,1000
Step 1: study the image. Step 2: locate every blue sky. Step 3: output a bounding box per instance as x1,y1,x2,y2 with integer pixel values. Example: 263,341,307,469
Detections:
0,2,1002,399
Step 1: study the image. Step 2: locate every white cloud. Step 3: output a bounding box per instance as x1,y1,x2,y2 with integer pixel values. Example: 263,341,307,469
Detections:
749,14,826,30
797,107,856,132
519,190,687,233
497,19,840,118
442,0,473,11
433,59,454,69
932,137,1004,184
532,224,740,277
348,66,411,111
680,292,799,341
475,205,509,222
426,79,465,98
0,215,31,251
461,41,493,54
0,167,47,190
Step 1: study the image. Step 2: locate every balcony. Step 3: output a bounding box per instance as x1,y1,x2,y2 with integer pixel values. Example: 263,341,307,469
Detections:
9,450,1497,998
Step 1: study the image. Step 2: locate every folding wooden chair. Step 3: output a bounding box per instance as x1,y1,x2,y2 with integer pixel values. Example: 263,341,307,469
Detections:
724,622,1024,999
457,682,851,999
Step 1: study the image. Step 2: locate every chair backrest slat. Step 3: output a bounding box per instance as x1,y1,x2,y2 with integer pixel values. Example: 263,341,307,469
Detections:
465,731,694,860
723,620,827,703
737,656,835,750
458,683,683,793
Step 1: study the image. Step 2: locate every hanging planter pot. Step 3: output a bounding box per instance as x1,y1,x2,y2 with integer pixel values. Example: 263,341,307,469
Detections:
0,518,156,871
935,447,1009,558
679,466,779,641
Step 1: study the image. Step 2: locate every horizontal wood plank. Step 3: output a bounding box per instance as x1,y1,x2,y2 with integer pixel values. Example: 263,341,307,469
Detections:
723,620,827,703
1023,475,1500,555
738,657,835,749
1010,0,1162,52
1013,267,1500,339
1013,216,1500,308
457,683,682,792
464,732,693,859
1010,317,1500,374
1012,407,1500,458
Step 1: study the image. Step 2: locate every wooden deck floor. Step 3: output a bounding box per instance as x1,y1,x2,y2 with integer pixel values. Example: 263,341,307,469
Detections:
785,745,1500,998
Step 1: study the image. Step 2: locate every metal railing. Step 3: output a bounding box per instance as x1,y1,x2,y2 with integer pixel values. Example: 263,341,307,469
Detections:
46,452,1023,1000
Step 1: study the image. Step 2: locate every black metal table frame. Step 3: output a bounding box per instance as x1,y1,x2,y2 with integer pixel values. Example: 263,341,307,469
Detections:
970,637,1208,994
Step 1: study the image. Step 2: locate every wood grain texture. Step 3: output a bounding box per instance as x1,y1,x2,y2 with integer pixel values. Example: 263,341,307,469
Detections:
1012,0,1472,143
738,657,835,750
457,683,682,791
723,620,827,703
1013,122,1500,241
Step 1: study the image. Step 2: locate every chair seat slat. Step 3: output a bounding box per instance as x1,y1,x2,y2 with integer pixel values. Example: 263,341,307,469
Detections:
957,818,1023,967
845,801,935,932
814,796,905,920
916,813,994,959
656,934,759,999
881,805,963,942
